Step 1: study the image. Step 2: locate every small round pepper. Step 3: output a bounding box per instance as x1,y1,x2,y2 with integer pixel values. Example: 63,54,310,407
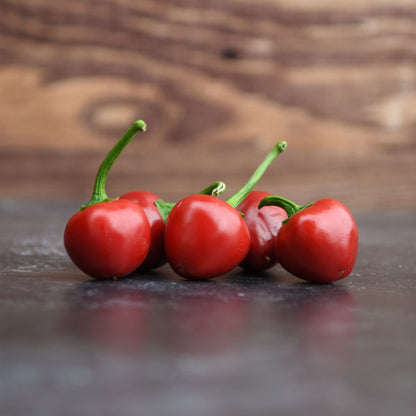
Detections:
237,190,287,272
259,196,359,283
120,181,227,271
159,141,287,279
64,120,151,279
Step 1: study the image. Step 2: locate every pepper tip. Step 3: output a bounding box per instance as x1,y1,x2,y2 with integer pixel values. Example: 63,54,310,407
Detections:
277,140,287,152
133,119,147,132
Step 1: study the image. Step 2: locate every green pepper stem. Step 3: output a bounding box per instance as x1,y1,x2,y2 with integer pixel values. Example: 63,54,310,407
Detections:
154,140,287,221
155,181,227,223
199,181,226,197
258,195,312,217
82,120,147,209
225,141,287,208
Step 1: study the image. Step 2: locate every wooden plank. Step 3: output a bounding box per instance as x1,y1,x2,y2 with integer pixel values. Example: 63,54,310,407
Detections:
0,0,415,208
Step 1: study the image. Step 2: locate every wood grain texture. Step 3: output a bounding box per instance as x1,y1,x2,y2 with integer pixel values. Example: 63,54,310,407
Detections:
0,0,415,209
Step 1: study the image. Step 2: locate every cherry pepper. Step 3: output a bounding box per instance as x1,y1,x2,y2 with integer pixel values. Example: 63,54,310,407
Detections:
119,190,165,271
64,120,151,279
157,141,287,280
119,181,226,271
237,190,288,272
259,196,359,283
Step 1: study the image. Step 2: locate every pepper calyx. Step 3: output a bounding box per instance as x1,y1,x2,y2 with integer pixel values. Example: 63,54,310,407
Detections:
258,195,312,221
154,181,227,223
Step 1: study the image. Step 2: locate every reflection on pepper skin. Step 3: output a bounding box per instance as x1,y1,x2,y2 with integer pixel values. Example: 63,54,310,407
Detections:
69,284,150,354
67,276,355,363
293,285,355,368
68,281,249,356
165,291,248,355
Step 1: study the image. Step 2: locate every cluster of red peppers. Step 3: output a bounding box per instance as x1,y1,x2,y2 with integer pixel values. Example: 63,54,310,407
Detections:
64,120,358,284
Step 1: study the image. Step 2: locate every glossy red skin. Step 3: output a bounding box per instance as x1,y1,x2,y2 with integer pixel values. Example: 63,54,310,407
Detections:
120,190,167,270
237,190,288,271
275,199,358,283
64,199,151,279
165,194,251,279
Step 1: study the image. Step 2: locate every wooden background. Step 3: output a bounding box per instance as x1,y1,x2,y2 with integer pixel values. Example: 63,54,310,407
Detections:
0,0,415,210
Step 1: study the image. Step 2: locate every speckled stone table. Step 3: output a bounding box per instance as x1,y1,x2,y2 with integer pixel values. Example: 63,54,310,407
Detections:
0,199,415,416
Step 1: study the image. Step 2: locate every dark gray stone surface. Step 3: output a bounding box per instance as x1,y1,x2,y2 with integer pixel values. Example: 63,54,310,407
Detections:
0,199,415,416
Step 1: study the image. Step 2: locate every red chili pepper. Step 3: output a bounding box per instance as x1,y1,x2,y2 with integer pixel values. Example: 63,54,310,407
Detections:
64,120,151,279
259,196,359,283
158,141,287,280
120,181,226,271
163,194,250,279
237,190,288,272
120,190,166,270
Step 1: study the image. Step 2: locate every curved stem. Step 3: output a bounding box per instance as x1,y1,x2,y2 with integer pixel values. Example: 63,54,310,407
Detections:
226,141,287,208
155,181,227,223
259,195,312,217
82,120,147,209
199,181,226,197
